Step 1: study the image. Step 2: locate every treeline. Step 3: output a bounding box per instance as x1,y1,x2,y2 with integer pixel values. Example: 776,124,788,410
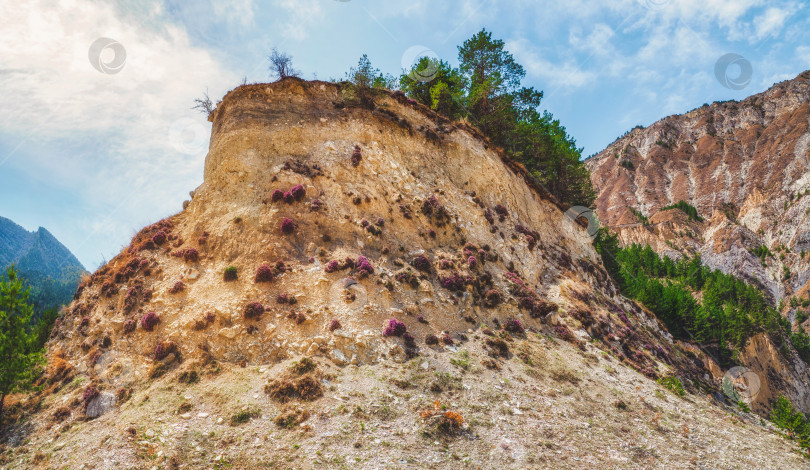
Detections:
341,30,595,207
1,266,48,427
594,233,810,366
1,267,57,352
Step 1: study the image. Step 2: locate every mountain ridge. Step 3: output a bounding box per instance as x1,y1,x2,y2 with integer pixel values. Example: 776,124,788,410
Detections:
0,215,86,311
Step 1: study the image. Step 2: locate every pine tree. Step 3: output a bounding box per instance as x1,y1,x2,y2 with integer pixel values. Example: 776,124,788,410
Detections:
0,265,43,428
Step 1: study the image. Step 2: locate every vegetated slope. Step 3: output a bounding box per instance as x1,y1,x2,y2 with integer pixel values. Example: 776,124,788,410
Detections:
4,79,808,468
586,71,810,414
0,215,86,312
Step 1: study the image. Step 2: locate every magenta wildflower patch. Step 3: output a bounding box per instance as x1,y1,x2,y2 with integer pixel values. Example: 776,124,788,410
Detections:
382,318,407,337
243,302,264,320
280,218,296,234
140,311,160,331
254,264,275,283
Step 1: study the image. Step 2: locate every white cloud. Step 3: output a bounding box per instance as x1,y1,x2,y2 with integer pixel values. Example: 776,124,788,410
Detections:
0,0,237,267
797,45,810,65
753,7,792,39
273,0,324,41
569,23,616,58
507,39,596,90
213,0,255,28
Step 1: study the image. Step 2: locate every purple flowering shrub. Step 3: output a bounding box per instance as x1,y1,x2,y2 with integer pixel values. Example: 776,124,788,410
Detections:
382,318,407,337
504,272,558,318
151,230,168,246
123,318,136,334
328,319,342,331
493,204,508,221
351,145,362,167
243,302,264,320
483,208,495,225
399,204,412,219
290,184,306,201
140,311,160,331
324,255,374,278
168,281,185,294
412,254,432,272
421,195,440,216
123,285,141,312
515,225,540,250
421,194,450,224
554,324,576,343
82,385,99,410
440,273,468,292
503,318,524,334
254,264,275,283
356,256,374,278
271,189,284,202
171,248,199,263
153,340,177,361
275,260,287,273
425,334,439,345
276,293,296,304
280,218,296,234
395,270,419,288
441,332,454,345
324,260,341,273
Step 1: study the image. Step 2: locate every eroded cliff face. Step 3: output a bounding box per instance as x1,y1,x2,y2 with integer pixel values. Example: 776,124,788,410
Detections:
587,71,810,304
56,79,635,373
586,71,810,413
11,79,810,468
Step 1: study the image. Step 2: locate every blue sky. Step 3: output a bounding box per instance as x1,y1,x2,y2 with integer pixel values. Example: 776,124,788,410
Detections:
1,0,808,269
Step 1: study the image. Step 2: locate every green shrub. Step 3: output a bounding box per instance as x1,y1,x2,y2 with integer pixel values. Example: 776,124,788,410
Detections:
770,395,810,450
656,376,685,397
661,200,703,222
230,407,261,426
629,207,649,225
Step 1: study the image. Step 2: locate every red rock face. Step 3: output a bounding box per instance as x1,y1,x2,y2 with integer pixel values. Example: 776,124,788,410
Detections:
587,71,810,304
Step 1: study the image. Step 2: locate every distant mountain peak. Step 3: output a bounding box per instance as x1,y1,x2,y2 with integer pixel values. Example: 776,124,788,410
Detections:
0,214,86,310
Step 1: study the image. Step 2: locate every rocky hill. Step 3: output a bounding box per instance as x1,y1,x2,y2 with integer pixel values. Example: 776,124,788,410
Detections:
0,216,86,312
3,79,809,468
586,71,810,306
